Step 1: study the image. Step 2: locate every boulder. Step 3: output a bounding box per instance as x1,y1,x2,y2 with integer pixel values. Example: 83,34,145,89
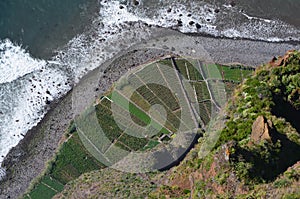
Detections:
133,0,139,6
250,116,272,144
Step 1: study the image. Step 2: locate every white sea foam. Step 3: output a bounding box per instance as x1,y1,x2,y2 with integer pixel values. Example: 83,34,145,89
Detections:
240,12,272,23
0,1,154,165
0,40,71,164
0,39,46,84
99,0,300,42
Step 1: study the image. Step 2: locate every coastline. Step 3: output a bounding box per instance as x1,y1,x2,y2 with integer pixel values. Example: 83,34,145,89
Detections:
1,30,300,198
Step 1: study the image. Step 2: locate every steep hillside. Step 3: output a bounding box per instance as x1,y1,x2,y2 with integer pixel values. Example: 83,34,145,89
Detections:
150,50,300,198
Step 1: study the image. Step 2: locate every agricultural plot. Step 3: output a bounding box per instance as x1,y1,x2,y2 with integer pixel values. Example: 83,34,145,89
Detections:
50,133,105,184
130,91,151,111
175,59,203,81
26,131,105,199
26,56,255,199
219,65,254,82
222,66,242,81
117,133,149,151
159,58,174,68
109,91,172,134
95,102,123,142
25,176,64,199
190,81,211,101
94,58,254,155
201,63,223,80
95,93,171,152
198,100,213,125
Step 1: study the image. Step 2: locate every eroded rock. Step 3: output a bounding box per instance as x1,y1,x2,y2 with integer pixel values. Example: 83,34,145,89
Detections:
250,116,272,144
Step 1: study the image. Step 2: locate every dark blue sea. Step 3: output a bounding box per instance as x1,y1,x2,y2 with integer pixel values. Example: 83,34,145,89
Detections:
0,0,299,166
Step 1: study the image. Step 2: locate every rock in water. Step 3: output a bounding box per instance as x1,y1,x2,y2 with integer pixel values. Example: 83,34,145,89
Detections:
250,116,272,144
133,0,139,6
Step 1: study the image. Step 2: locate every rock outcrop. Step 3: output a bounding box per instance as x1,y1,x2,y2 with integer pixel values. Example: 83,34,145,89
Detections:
268,50,296,67
250,116,272,144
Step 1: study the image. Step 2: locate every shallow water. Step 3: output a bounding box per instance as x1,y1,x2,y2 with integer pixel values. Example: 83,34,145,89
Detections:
234,0,300,28
0,0,98,58
0,0,299,166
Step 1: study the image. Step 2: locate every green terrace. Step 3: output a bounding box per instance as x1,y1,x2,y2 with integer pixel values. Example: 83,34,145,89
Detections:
24,57,254,199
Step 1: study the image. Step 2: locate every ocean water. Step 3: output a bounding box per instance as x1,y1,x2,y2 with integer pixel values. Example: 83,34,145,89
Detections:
0,0,300,169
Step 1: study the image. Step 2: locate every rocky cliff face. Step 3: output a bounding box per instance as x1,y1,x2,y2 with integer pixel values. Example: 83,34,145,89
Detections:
250,115,272,144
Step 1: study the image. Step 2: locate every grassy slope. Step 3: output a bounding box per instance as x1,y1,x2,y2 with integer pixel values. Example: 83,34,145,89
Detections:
150,50,300,198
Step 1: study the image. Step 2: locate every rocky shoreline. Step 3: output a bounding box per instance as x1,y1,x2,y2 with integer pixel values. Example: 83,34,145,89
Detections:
1,29,300,198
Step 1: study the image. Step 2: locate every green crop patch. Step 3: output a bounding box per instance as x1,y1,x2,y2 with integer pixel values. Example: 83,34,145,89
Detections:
146,83,180,111
118,133,149,151
176,59,203,81
95,103,123,142
142,140,160,151
28,183,57,199
26,176,64,199
130,91,151,111
159,59,174,68
217,65,254,83
50,133,105,184
41,176,64,192
191,81,211,101
174,59,189,79
115,140,133,151
221,65,242,82
137,85,162,106
129,102,151,125
198,100,212,125
111,91,151,125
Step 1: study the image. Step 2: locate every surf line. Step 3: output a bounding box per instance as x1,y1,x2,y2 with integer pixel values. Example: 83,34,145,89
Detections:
239,11,272,23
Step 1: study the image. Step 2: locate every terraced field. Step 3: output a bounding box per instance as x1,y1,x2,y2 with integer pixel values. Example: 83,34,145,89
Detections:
25,56,254,199
24,131,106,199
89,57,254,154
24,176,64,199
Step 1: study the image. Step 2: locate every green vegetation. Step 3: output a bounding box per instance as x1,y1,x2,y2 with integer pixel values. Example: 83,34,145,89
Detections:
25,126,105,199
25,56,256,199
55,169,157,198
214,51,300,184
218,52,300,145
95,94,167,152
198,100,212,125
92,58,251,154
219,65,254,82
147,51,300,198
95,99,123,141
24,176,64,199
175,58,203,81
50,133,105,184
111,91,152,125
